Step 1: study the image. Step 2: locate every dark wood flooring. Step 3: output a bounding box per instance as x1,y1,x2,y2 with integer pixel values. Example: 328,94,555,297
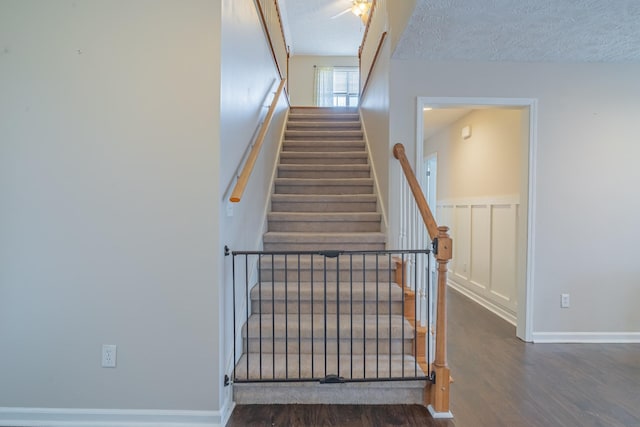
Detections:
228,288,640,426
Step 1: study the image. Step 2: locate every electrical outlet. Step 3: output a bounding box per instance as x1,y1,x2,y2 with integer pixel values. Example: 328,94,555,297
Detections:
561,293,570,308
102,344,117,368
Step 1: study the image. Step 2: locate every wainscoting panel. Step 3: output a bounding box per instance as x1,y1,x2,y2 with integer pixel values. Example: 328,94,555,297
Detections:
470,205,491,290
453,206,471,281
438,197,519,318
490,205,517,307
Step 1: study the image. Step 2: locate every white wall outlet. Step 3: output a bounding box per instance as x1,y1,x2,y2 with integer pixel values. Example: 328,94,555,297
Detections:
102,344,117,368
561,293,570,308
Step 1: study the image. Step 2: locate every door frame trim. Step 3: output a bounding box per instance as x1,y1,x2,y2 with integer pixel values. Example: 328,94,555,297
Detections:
416,96,538,342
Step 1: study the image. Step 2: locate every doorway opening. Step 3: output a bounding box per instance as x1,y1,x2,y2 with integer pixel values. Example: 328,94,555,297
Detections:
416,97,537,342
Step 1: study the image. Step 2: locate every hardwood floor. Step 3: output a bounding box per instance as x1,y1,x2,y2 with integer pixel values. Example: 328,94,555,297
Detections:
226,404,451,427
228,288,640,426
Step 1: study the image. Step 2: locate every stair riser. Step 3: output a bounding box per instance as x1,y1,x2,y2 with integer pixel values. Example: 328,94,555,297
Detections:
268,220,380,232
288,116,360,122
233,354,427,384
259,269,394,283
274,184,374,195
271,201,377,212
243,338,413,355
287,123,361,131
279,156,368,165
285,131,363,140
251,300,404,316
278,170,370,179
282,142,365,152
263,242,386,252
234,383,426,405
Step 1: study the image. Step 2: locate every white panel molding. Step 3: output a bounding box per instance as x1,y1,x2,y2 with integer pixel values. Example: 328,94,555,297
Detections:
439,195,520,206
531,332,640,344
441,198,518,314
0,408,221,427
448,282,516,326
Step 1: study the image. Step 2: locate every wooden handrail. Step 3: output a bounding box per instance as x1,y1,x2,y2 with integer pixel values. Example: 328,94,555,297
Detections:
392,143,438,240
358,0,378,58
256,0,288,80
360,31,387,100
230,78,286,203
393,142,453,415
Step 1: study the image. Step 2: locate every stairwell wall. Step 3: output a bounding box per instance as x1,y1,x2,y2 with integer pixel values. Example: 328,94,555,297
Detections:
0,0,222,417
219,0,289,417
360,42,391,241
388,60,640,339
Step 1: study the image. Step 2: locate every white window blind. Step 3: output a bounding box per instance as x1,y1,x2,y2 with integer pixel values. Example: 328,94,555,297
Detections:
314,66,359,107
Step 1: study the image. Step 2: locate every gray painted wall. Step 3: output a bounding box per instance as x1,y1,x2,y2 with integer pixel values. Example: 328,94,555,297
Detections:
0,0,222,410
389,60,640,336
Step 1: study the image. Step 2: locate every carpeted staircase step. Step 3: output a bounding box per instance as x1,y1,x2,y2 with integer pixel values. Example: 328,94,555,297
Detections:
257,252,396,282
289,106,357,115
279,151,368,165
242,313,414,353
277,164,370,179
274,178,373,195
283,140,366,151
263,232,386,251
233,353,427,383
285,129,363,140
288,112,360,122
249,280,404,314
233,379,427,405
244,313,412,337
270,194,378,213
287,121,361,130
268,212,380,232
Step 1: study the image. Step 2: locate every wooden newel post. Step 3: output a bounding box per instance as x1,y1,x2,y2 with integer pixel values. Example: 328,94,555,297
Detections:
393,142,453,416
431,225,453,414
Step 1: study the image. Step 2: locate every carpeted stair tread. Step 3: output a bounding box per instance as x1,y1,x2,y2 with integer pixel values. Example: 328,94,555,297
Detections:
242,313,414,339
267,212,380,221
250,280,403,301
287,121,361,130
233,353,427,382
263,231,385,242
270,194,378,213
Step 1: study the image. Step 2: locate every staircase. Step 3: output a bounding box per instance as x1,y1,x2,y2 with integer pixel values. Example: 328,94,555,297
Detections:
233,107,428,405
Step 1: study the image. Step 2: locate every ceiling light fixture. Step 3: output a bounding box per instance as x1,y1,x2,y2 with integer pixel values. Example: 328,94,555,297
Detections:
351,0,371,23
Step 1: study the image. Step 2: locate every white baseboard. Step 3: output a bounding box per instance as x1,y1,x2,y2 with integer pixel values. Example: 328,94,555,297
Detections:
427,405,453,419
0,408,221,427
531,332,640,343
220,399,235,427
447,281,516,326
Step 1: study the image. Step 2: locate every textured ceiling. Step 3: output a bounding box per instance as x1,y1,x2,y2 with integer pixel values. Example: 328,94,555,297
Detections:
280,0,368,56
394,0,640,62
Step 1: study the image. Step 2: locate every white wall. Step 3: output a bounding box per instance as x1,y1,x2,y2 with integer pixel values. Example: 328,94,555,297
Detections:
427,109,523,320
390,60,640,337
426,109,522,200
0,0,222,414
288,55,358,106
219,0,288,416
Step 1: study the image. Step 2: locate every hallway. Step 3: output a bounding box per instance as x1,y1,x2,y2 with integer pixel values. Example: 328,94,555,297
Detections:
229,288,640,426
